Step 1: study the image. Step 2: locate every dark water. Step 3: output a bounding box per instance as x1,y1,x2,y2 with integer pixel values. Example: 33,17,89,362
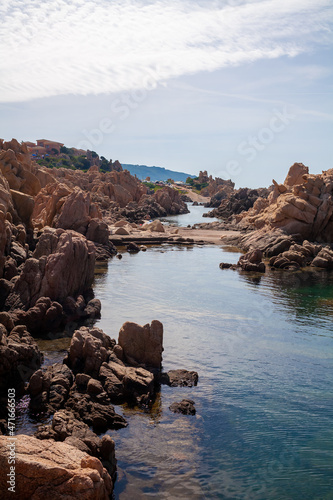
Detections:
93,245,333,500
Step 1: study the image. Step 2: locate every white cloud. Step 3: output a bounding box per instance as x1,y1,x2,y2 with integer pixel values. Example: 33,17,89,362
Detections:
0,0,332,102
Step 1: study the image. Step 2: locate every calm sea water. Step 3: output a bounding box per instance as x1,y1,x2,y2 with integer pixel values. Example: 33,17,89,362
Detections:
94,244,333,500
16,206,333,500
161,203,219,226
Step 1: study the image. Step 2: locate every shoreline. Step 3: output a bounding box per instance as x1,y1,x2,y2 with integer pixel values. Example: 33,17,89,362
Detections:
109,220,242,247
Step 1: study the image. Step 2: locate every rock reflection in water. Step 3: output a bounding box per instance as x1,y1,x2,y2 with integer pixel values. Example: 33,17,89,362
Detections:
109,402,204,500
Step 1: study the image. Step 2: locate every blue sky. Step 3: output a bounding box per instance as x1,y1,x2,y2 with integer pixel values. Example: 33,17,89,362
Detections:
0,0,332,187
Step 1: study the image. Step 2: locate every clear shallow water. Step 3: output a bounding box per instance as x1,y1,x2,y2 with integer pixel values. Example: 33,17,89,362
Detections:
15,217,333,499
93,246,333,500
161,203,219,226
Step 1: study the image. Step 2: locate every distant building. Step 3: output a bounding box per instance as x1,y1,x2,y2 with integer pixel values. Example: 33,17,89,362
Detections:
23,139,65,157
36,140,64,153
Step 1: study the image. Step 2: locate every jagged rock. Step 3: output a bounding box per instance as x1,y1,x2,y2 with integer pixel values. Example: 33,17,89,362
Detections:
3,256,18,280
169,399,196,415
85,219,109,245
0,325,42,393
0,434,113,500
311,247,333,269
99,359,154,405
35,409,117,480
65,327,115,377
10,189,34,227
219,262,237,270
28,363,74,412
206,187,270,218
0,279,13,308
238,249,266,273
161,369,199,387
65,391,127,432
6,228,95,310
13,297,64,334
0,140,41,196
269,239,324,270
0,311,14,332
118,320,163,369
235,163,333,242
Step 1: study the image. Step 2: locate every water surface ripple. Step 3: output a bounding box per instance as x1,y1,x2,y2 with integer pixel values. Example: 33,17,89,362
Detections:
93,244,333,500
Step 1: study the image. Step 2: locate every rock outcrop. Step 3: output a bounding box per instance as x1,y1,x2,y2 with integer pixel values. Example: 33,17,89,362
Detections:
0,139,41,196
236,163,333,242
6,228,95,310
35,409,117,480
0,434,113,500
0,324,42,393
118,320,163,369
64,326,156,408
28,363,74,412
65,326,115,377
205,187,271,219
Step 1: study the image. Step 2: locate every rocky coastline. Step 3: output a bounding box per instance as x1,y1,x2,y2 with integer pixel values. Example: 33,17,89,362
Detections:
0,139,200,499
1,139,333,498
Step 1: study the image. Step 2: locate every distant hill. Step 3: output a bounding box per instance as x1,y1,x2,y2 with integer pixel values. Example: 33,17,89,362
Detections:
122,164,196,182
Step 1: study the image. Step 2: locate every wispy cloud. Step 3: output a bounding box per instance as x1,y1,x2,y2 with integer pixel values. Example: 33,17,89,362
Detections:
0,0,332,103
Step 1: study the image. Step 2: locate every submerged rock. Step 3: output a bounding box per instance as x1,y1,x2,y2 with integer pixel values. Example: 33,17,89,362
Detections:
169,399,196,415
35,409,117,480
161,369,199,387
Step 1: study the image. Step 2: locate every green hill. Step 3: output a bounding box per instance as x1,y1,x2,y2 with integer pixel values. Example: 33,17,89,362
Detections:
122,164,195,182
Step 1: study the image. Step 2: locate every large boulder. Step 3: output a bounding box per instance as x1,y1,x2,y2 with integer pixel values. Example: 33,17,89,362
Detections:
6,228,95,310
28,363,74,412
0,434,113,500
118,320,163,369
65,327,115,377
238,249,266,273
99,358,155,405
10,190,34,227
0,325,42,393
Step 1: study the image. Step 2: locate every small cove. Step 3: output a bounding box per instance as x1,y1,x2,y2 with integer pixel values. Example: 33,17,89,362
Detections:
16,205,333,499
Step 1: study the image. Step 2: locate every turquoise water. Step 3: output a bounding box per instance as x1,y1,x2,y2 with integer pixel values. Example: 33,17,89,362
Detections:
94,245,333,500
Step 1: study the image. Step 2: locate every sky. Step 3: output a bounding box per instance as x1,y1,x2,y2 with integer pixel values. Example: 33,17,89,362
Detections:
0,0,332,188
